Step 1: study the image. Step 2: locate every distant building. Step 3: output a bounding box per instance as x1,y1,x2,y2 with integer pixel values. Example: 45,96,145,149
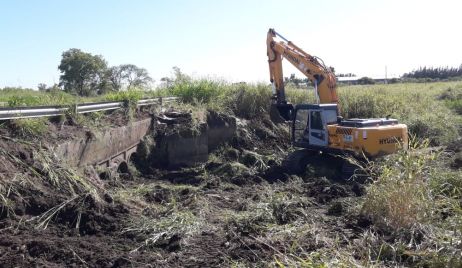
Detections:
337,76,399,85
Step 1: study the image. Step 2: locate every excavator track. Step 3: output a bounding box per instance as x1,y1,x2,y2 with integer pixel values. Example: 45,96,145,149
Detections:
282,149,362,180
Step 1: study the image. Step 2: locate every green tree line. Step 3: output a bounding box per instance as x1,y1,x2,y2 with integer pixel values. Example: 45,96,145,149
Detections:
40,48,153,96
403,65,462,79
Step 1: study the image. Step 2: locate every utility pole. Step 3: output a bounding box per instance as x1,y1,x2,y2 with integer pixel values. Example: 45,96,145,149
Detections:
385,65,388,84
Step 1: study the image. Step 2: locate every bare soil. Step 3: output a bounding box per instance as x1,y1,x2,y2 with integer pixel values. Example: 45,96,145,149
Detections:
0,112,370,267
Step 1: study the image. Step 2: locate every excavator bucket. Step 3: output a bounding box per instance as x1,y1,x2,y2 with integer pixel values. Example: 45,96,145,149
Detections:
270,103,294,122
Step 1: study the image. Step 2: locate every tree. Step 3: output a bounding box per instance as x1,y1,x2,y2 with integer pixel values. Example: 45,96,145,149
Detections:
106,66,124,91
37,83,47,91
107,64,153,90
172,66,190,83
58,48,108,96
160,77,173,88
119,64,153,90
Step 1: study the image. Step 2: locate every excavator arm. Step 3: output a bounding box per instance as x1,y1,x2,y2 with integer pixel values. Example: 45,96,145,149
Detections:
267,28,338,119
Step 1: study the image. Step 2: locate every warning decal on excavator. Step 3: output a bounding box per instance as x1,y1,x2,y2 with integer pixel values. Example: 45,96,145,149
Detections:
336,128,353,135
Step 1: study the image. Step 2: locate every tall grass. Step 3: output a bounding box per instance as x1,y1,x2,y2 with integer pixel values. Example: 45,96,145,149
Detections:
0,88,78,106
338,82,461,145
157,79,461,145
2,80,461,145
358,137,462,266
361,138,437,229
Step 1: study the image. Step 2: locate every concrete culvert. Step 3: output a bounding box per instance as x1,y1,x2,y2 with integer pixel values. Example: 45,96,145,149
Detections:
99,171,110,180
117,161,129,174
129,153,138,164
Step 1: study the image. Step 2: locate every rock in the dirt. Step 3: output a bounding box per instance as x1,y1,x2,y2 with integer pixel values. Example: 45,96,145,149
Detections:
157,111,192,125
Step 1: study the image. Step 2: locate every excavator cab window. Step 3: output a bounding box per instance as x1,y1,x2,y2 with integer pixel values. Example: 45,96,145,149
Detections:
293,109,309,143
309,110,327,146
310,111,323,130
292,104,336,147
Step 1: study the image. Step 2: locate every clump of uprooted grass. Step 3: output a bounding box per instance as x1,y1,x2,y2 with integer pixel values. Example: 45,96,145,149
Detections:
123,210,203,252
8,118,49,137
0,138,102,228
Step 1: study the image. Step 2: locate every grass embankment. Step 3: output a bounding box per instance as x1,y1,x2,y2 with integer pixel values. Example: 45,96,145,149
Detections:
4,81,460,146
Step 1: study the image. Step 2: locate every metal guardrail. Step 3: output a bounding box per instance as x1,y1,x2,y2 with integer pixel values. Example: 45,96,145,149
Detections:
0,97,178,120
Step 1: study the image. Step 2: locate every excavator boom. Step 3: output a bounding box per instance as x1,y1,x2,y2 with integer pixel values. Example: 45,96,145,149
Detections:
267,28,338,120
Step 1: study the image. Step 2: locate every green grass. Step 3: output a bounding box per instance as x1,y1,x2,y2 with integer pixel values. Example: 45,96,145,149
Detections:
0,87,153,107
2,80,461,145
10,118,49,136
338,82,462,145
157,79,461,145
0,88,78,106
356,137,462,266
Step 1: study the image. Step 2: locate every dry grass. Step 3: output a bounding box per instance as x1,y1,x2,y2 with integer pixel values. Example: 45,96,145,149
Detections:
361,138,438,229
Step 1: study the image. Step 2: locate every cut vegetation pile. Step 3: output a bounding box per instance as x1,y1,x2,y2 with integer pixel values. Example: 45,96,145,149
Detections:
0,80,461,267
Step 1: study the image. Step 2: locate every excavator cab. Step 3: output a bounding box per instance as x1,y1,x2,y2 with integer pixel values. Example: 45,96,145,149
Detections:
292,104,338,148
291,103,408,157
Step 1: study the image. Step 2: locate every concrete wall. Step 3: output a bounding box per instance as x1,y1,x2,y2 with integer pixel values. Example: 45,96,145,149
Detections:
55,111,237,170
154,112,237,168
207,110,237,151
153,123,209,168
55,118,152,167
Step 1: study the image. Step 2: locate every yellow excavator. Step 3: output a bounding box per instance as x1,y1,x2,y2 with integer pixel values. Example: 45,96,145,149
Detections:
267,28,408,160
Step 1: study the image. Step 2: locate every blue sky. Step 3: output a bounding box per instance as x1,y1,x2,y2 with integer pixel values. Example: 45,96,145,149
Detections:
1,0,461,88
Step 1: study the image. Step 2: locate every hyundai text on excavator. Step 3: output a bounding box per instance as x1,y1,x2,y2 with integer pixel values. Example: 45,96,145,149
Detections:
266,28,408,160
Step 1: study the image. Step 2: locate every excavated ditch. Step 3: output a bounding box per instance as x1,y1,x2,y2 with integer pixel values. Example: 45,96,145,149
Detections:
0,109,369,267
